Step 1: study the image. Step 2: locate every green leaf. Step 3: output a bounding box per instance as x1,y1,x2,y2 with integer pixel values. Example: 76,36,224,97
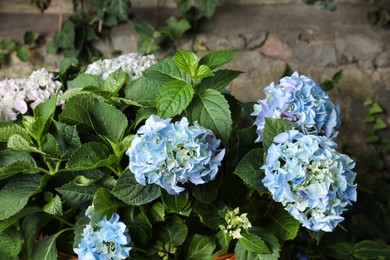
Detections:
23,30,39,45
135,107,157,127
183,234,216,260
138,37,161,54
59,93,96,128
321,80,334,92
262,118,298,151
65,142,115,171
199,50,236,70
52,121,81,159
354,240,390,259
0,226,23,257
374,118,387,130
199,69,242,92
73,216,90,248
160,16,191,40
161,190,190,215
0,122,30,143
56,182,98,207
188,89,232,146
267,207,300,242
0,174,42,221
131,20,158,39
369,102,383,114
7,134,43,154
156,80,194,118
150,202,165,222
31,234,57,260
54,20,75,49
0,149,37,180
156,216,188,246
17,45,30,61
107,0,129,22
89,99,128,140
332,70,343,84
308,230,323,245
0,38,16,51
194,65,214,82
43,195,63,216
124,77,162,106
112,170,161,206
59,57,78,74
174,50,199,77
0,207,42,233
90,188,118,225
238,233,271,254
103,68,128,93
237,126,258,158
67,73,104,90
191,175,221,204
234,148,268,194
193,202,225,229
41,133,59,156
326,242,354,259
194,0,219,19
216,230,231,248
143,57,191,84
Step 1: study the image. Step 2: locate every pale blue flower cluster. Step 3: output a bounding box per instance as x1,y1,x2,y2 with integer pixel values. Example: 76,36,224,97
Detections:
74,212,132,260
262,130,357,232
127,115,225,194
251,72,340,142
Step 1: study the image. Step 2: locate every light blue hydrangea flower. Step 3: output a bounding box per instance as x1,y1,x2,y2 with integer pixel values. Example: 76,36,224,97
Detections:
251,72,340,142
262,130,357,232
74,212,132,260
126,115,225,194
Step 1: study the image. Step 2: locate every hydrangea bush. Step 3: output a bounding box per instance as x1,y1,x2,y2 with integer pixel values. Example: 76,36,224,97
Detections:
2,49,387,260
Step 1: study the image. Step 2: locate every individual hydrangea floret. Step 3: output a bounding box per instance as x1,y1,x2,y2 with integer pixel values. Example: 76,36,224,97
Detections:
219,207,252,239
262,130,357,232
251,72,340,142
126,115,225,194
74,211,132,260
85,52,157,80
0,69,63,122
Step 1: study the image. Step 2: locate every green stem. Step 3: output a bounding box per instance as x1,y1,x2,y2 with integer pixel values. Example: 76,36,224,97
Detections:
55,216,76,228
106,165,120,176
36,167,51,175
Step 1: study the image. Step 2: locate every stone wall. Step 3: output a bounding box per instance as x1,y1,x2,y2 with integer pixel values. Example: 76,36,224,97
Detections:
1,1,390,172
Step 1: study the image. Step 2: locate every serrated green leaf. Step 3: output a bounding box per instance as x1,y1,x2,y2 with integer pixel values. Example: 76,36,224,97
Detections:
65,142,115,171
160,16,191,40
354,240,390,259
188,89,232,146
262,118,298,151
143,57,191,84
103,68,128,93
43,195,63,216
193,202,225,229
234,148,268,194
0,122,31,143
0,226,23,257
156,80,194,118
90,99,128,140
194,65,214,82
52,121,81,159
216,230,231,248
134,107,157,127
156,216,188,246
124,77,162,106
150,202,165,222
90,188,118,225
199,50,235,70
161,190,190,215
0,150,37,180
41,133,59,156
183,234,216,260
31,234,57,260
0,174,42,221
107,0,129,22
199,69,242,93
56,182,98,207
191,174,221,204
7,134,43,154
194,0,219,19
112,170,161,206
239,233,271,254
174,50,199,77
67,73,104,90
0,207,42,233
54,20,75,49
267,207,300,242
59,57,78,75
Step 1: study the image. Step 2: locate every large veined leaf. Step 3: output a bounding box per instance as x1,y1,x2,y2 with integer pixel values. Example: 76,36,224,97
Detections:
0,174,42,221
0,150,37,180
65,142,116,171
0,207,42,233
155,216,188,246
67,73,104,90
59,94,95,128
90,188,118,225
199,50,236,70
161,190,190,215
56,182,99,207
0,226,23,258
183,234,216,260
124,77,162,107
142,57,190,84
267,207,300,242
198,69,242,93
174,50,199,77
112,170,161,206
234,148,268,194
354,240,390,259
194,0,219,19
156,80,194,118
0,122,30,142
238,233,271,254
262,118,298,152
103,68,128,93
7,134,43,154
187,89,232,146
52,121,81,159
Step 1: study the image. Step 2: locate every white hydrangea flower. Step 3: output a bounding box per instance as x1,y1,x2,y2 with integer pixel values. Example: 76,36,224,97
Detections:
219,207,252,239
85,53,157,81
0,69,63,122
